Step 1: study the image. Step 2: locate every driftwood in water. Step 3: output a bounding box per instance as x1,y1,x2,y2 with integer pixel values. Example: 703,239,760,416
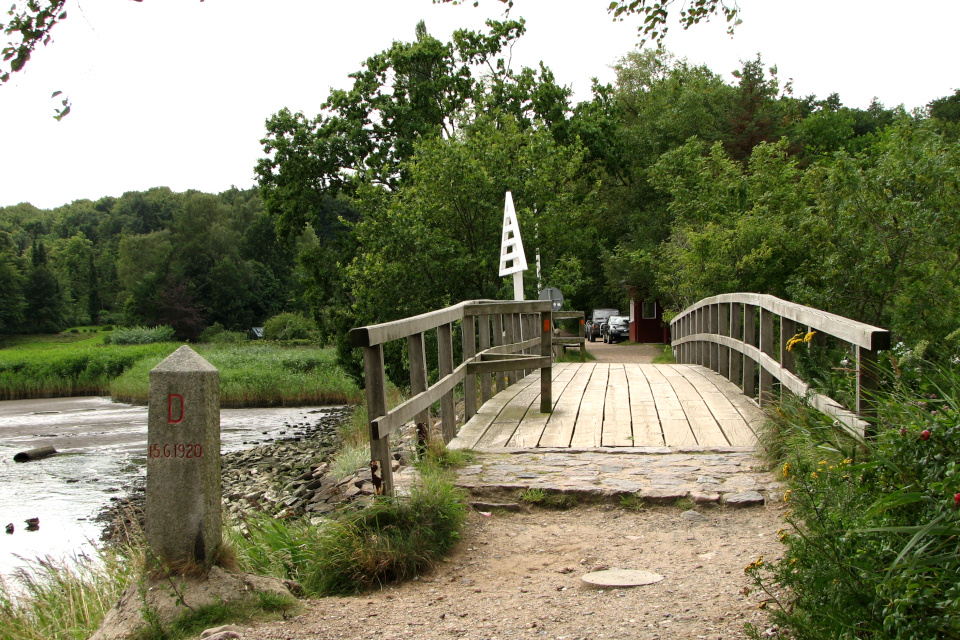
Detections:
13,445,58,462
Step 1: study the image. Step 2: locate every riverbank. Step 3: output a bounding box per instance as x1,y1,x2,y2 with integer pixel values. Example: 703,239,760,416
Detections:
99,406,420,543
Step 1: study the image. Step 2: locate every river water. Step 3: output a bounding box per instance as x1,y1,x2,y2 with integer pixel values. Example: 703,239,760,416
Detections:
0,396,340,580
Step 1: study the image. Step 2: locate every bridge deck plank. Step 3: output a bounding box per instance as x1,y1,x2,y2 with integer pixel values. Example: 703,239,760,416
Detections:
537,363,595,448
569,364,610,448
452,363,761,451
678,365,761,446
658,365,729,446
601,364,633,447
447,375,536,449
644,365,697,446
508,363,579,448
625,365,664,446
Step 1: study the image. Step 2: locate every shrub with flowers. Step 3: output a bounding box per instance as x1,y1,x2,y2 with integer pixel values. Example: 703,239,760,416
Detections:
753,365,960,639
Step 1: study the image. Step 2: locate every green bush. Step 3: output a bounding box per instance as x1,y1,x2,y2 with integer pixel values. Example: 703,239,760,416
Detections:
199,322,246,344
228,470,467,596
752,365,960,639
262,313,316,342
104,326,176,345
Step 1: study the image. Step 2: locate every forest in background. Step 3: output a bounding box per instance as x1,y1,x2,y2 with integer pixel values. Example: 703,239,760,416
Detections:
2,18,959,367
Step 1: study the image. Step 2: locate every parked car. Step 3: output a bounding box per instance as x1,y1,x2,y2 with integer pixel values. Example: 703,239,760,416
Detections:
586,308,618,342
602,315,630,343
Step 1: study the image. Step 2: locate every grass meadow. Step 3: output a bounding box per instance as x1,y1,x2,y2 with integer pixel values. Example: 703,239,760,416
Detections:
0,330,362,407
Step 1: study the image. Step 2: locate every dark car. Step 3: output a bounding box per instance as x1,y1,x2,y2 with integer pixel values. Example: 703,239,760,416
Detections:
586,308,618,342
602,315,630,344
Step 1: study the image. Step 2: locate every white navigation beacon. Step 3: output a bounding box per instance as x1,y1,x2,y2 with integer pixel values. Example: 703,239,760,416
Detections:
498,191,528,301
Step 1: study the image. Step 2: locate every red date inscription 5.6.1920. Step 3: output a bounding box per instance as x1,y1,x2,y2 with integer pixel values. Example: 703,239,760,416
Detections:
148,443,203,459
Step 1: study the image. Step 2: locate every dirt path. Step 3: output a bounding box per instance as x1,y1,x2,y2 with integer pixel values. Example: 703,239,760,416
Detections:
582,340,665,364
248,502,785,640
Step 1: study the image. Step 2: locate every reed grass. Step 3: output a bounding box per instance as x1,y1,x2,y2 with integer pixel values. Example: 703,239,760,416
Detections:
0,542,143,640
0,339,362,407
0,343,172,400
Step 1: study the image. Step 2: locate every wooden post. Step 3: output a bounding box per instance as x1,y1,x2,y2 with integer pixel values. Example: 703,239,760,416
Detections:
695,307,703,366
781,317,796,377
579,315,586,362
718,303,730,378
857,346,879,438
710,304,720,372
504,314,517,386
438,322,456,443
363,344,393,496
743,304,757,399
479,314,492,403
462,315,477,421
729,303,742,387
759,308,775,406
492,314,505,392
515,313,525,379
540,312,553,413
407,332,430,438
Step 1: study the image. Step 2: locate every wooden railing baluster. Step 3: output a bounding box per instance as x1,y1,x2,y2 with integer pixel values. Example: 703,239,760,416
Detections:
478,314,492,403
493,314,506,392
729,303,742,387
437,322,456,442
742,304,757,400
362,344,393,495
407,332,430,439
463,315,477,421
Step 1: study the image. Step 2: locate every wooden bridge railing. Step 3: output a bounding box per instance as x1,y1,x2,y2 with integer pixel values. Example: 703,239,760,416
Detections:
552,310,586,361
350,299,553,495
670,294,890,436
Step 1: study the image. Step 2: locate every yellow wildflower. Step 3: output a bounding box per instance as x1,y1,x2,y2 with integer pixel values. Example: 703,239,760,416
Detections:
782,462,790,478
783,489,792,502
811,472,819,480
804,331,817,342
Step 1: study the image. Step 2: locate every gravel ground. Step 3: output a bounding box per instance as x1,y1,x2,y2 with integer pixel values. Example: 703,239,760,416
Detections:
246,501,787,640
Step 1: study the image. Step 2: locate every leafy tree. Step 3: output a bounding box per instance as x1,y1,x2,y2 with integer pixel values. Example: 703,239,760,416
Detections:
929,89,960,123
0,236,26,333
347,111,594,323
788,119,960,346
650,138,805,308
23,240,65,332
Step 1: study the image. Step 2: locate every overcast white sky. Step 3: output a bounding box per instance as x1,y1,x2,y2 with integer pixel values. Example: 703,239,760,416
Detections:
1,0,957,210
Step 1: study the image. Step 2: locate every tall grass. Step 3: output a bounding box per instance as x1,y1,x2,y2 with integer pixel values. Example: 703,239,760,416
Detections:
0,343,173,400
227,468,467,595
0,543,143,640
110,344,362,407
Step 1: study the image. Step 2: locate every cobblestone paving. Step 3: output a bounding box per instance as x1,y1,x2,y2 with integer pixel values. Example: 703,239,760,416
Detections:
456,447,782,507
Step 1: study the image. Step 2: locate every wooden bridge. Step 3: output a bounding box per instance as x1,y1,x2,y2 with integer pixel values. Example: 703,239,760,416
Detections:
350,295,890,495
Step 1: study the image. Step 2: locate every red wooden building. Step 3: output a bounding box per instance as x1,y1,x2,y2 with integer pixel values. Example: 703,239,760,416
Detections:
628,291,670,344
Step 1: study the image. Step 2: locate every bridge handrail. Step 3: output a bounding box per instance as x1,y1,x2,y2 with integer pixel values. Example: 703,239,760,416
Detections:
350,299,553,495
670,294,890,436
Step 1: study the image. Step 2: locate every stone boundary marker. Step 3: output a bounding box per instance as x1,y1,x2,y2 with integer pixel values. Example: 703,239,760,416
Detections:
146,346,221,565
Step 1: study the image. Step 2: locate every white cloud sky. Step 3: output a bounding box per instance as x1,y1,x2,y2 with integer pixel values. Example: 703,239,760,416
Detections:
1,0,957,209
